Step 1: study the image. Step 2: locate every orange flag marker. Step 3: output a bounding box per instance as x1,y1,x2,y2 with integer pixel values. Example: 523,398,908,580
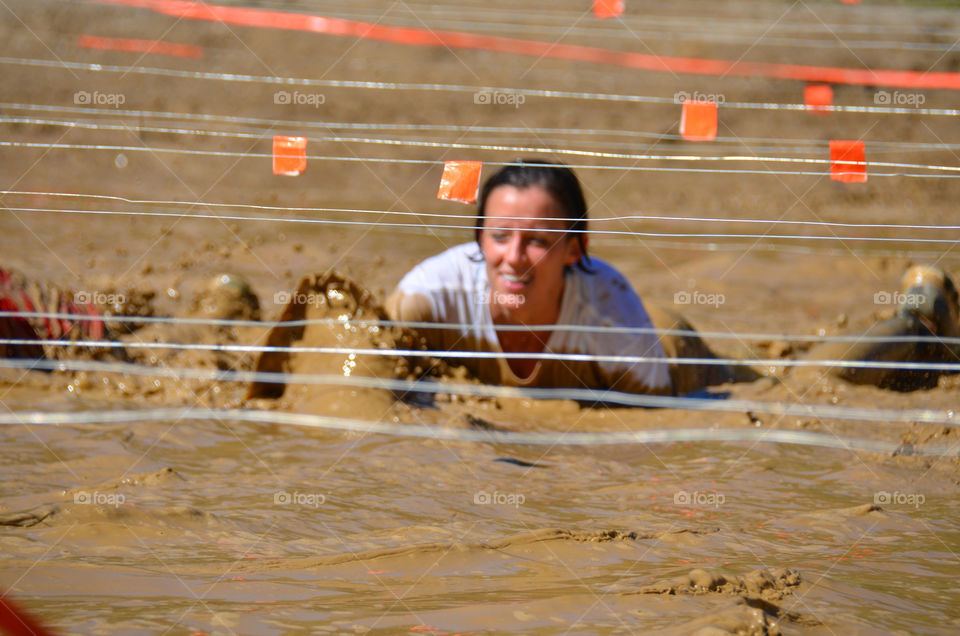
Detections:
593,0,624,18
272,136,307,176
680,100,718,141
804,84,833,114
437,161,482,204
830,140,867,183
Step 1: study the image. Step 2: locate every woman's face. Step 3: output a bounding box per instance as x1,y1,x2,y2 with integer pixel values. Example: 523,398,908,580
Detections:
479,185,584,325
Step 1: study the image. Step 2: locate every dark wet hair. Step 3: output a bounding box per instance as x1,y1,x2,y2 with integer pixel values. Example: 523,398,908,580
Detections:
473,159,592,271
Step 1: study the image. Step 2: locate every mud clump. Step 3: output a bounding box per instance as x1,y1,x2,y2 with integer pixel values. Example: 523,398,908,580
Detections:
636,567,802,602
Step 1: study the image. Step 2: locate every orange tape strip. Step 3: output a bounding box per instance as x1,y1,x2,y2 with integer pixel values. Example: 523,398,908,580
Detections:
593,0,624,19
437,161,482,204
90,0,960,91
804,83,833,115
273,136,307,176
680,100,717,141
830,140,867,183
77,34,204,58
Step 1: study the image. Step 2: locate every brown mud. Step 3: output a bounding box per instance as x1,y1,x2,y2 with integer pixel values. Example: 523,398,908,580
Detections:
1,0,960,633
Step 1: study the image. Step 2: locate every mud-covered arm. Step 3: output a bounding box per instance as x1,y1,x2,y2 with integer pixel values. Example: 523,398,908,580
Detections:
385,289,435,324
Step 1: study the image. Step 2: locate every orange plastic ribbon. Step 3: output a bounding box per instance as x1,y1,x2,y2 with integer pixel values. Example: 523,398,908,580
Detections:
680,100,718,141
91,0,960,91
804,84,833,115
437,161,482,204
830,140,867,183
272,136,307,176
77,34,204,58
593,0,624,19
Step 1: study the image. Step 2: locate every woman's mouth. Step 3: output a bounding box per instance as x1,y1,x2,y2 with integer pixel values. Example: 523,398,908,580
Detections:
501,272,530,291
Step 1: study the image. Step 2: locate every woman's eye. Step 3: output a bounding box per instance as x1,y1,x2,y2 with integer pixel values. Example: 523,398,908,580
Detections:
529,236,550,248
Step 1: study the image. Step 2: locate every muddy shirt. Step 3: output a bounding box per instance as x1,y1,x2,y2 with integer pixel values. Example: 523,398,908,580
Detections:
395,243,672,394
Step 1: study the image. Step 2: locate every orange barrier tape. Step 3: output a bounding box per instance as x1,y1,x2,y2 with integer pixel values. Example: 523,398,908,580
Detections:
272,136,307,176
593,0,624,19
437,161,482,204
90,0,960,91
77,34,204,58
804,83,834,115
830,140,867,183
680,100,717,141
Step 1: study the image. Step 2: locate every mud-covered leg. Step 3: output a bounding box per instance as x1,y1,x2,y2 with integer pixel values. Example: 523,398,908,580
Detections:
645,304,758,395
805,265,960,391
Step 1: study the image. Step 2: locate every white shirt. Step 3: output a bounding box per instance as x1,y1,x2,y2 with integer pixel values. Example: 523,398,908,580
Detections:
396,243,671,394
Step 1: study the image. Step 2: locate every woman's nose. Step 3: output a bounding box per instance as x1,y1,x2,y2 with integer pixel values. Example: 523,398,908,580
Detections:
504,234,525,267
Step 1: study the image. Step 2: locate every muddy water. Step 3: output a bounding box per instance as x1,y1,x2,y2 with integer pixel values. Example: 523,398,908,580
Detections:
2,0,960,633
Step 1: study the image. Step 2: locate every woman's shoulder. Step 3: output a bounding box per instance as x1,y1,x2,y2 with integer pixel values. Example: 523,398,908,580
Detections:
567,258,651,326
398,242,483,293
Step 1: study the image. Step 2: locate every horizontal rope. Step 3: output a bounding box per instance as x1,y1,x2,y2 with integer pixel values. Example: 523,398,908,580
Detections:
247,2,960,39
3,357,959,427
6,311,960,346
8,205,960,245
5,117,960,175
2,406,955,456
249,8,960,53
4,336,959,372
3,142,959,179
8,103,960,153
5,190,960,232
3,57,959,116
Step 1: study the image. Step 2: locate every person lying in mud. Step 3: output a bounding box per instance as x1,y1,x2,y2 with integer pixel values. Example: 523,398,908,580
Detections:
385,160,960,395
385,160,746,396
0,268,260,361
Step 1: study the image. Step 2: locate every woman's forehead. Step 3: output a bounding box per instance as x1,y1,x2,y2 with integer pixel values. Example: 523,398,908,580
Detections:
484,185,566,222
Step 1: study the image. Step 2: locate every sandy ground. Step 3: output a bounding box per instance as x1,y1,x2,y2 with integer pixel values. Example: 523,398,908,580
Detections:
1,0,959,633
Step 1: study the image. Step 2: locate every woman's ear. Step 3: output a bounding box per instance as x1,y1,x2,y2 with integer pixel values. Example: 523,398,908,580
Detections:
563,233,587,266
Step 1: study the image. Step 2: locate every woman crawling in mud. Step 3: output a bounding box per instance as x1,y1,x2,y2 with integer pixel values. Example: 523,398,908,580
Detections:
3,161,958,397
385,159,960,395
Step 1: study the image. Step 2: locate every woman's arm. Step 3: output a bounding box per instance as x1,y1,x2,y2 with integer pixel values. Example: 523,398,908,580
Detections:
385,289,434,324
